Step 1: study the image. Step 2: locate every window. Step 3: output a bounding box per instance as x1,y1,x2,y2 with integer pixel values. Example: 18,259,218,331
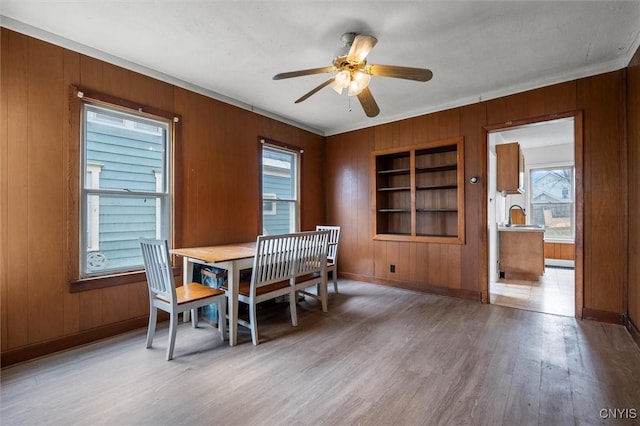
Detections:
261,142,300,235
80,103,172,277
530,166,574,240
262,193,278,216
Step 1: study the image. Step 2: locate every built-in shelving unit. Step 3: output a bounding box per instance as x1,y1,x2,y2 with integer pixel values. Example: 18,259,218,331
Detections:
372,137,465,243
372,151,412,236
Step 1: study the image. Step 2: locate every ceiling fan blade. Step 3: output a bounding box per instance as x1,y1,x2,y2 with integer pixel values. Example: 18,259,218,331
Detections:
294,77,336,103
366,64,433,82
273,66,335,80
346,35,378,64
356,87,380,117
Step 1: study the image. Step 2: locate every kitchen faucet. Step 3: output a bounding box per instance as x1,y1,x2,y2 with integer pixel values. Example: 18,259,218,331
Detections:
508,204,526,225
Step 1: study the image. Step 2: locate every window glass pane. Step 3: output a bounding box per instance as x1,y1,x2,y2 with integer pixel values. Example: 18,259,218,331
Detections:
262,201,296,235
530,167,574,240
84,194,165,274
262,145,298,235
82,103,170,277
531,169,573,201
262,147,296,200
85,106,166,193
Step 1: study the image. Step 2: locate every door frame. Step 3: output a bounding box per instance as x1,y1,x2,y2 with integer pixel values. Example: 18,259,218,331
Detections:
482,110,584,318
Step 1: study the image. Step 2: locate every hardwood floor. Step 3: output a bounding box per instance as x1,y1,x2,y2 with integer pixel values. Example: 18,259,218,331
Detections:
491,266,575,317
2,280,639,425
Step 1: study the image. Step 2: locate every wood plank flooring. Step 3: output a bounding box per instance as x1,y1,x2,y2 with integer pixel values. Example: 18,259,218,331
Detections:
491,266,575,317
2,280,639,426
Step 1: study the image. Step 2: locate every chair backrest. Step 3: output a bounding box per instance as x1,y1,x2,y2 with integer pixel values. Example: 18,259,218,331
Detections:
316,225,340,262
293,230,329,277
140,238,177,305
251,231,330,293
252,233,298,292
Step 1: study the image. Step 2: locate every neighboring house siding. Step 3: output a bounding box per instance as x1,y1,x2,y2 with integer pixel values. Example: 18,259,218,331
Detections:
532,171,571,201
87,122,163,271
262,174,292,235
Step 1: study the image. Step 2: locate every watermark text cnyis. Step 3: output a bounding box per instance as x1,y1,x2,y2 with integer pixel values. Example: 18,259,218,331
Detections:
599,408,637,420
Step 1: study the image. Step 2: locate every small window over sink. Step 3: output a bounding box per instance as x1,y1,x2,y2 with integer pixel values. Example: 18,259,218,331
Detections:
529,166,574,241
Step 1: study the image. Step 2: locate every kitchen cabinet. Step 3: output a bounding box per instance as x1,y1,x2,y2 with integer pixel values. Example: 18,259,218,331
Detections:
496,142,524,194
372,137,465,244
499,227,545,279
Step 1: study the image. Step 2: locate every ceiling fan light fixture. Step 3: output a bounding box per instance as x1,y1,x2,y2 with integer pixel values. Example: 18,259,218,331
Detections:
329,81,344,95
348,71,371,96
348,82,363,96
329,70,350,94
337,70,351,87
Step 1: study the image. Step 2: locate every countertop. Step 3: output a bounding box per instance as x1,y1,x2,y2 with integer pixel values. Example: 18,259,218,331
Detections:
497,224,545,232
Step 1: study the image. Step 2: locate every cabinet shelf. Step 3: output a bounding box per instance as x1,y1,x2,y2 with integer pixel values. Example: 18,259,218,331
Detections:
416,208,458,212
378,209,411,213
377,232,412,237
416,184,457,190
416,164,457,173
372,137,465,244
377,168,410,176
417,233,458,237
378,186,411,192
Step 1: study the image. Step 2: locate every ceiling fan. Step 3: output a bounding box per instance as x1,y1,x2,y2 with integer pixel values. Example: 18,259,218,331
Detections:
273,32,433,118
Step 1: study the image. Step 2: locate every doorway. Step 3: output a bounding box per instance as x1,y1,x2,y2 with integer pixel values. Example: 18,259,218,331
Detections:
486,114,582,318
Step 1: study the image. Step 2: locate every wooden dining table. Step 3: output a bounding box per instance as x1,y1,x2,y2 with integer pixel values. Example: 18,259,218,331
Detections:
171,242,256,346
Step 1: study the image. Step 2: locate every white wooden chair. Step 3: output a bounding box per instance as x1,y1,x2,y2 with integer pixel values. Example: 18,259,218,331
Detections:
316,225,341,292
224,233,299,345
140,238,226,360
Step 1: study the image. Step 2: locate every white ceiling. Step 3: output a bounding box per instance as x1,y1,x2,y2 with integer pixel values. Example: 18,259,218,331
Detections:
2,1,639,136
491,117,574,150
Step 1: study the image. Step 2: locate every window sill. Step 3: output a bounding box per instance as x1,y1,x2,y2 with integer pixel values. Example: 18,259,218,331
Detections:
70,267,181,292
544,238,575,244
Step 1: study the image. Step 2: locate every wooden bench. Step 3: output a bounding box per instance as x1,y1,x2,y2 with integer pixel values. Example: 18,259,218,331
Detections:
222,230,329,345
292,230,331,312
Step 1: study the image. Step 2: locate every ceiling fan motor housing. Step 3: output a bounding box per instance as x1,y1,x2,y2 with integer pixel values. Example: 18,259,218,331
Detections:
340,32,358,46
335,32,358,58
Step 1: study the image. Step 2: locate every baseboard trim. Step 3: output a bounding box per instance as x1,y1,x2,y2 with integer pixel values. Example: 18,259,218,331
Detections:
545,259,575,268
339,272,482,302
582,308,626,325
627,318,640,351
1,317,149,367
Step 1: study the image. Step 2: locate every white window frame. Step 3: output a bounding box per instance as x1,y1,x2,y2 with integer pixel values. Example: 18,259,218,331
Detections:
261,141,301,234
80,101,173,278
528,164,575,242
262,192,278,215
86,163,103,251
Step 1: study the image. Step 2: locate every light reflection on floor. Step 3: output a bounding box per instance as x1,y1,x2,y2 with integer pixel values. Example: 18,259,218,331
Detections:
490,266,575,317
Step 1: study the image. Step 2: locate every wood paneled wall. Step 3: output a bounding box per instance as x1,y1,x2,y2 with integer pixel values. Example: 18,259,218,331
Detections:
0,29,324,364
628,46,640,337
1,27,637,364
327,73,629,321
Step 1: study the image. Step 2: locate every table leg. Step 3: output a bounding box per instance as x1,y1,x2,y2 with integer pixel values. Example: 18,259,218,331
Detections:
182,257,194,323
228,264,239,346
